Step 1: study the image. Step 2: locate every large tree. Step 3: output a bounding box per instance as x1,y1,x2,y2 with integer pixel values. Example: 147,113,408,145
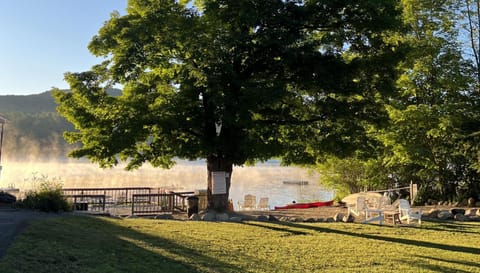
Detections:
54,0,403,210
368,0,480,203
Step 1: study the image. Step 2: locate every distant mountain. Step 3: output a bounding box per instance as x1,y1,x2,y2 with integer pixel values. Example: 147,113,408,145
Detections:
0,88,122,161
0,88,122,113
0,91,57,113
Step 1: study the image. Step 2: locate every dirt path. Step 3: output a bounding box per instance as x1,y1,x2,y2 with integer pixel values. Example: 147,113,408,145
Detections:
0,209,62,259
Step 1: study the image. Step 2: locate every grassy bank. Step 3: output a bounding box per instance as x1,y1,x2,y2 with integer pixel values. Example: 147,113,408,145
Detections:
1,216,479,273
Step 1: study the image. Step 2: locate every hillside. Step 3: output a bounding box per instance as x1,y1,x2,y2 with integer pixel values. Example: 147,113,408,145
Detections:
0,89,121,113
0,91,57,113
0,89,121,161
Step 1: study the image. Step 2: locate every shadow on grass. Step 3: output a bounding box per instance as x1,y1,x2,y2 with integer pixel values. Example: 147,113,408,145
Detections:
245,221,480,255
242,221,309,236
1,216,242,273
408,220,480,234
414,255,480,272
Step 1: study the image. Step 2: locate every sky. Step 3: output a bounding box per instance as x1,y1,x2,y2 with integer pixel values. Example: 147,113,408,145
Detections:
0,0,128,95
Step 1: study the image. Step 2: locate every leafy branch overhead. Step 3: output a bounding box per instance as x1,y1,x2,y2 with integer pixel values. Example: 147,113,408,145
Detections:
54,0,405,171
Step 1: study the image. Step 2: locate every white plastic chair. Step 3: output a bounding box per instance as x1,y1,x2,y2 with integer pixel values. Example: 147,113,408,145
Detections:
398,199,422,225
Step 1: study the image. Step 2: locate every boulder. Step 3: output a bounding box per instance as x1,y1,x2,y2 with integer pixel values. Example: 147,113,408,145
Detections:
155,214,173,220
229,216,243,222
426,209,441,218
256,215,269,222
467,197,476,207
454,214,466,221
189,213,201,221
293,217,305,222
201,212,217,221
437,211,454,220
216,213,229,221
325,217,335,222
450,208,465,215
342,214,354,223
268,215,279,222
464,208,477,217
304,217,316,223
334,213,344,222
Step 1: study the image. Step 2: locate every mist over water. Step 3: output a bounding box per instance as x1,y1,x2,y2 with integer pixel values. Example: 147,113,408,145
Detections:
0,160,334,208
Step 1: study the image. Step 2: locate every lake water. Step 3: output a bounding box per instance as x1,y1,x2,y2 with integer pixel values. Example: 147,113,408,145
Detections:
0,160,334,209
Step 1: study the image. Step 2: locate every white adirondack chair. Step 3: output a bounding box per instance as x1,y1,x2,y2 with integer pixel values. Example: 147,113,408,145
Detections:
398,199,422,225
257,197,270,210
238,194,256,210
347,196,367,216
348,196,383,224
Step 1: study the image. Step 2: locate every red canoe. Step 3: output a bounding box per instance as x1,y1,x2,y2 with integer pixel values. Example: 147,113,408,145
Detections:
274,200,334,210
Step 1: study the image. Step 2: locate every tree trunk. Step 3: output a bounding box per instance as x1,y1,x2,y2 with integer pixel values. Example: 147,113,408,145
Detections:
206,155,232,211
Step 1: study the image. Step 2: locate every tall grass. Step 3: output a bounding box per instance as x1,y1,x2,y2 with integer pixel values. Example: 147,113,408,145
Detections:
1,216,479,273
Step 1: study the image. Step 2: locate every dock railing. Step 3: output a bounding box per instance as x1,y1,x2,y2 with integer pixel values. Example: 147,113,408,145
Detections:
62,187,194,215
131,191,194,215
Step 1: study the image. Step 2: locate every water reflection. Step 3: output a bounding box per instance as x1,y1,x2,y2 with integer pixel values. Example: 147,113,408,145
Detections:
1,160,334,208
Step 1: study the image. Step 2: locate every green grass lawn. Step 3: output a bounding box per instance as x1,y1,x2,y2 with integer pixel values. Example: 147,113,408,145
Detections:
1,215,479,273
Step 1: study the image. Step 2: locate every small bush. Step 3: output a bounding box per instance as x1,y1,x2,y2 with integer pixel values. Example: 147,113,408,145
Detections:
17,174,71,212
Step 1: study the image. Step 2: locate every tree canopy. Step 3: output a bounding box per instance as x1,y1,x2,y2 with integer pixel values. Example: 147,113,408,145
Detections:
315,0,480,204
54,0,404,210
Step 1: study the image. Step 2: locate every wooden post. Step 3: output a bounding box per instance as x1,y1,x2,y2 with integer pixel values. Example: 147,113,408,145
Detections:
409,181,418,205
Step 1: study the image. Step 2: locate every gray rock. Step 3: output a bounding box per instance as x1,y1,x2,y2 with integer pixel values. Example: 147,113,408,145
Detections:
342,214,354,223
469,216,480,222
189,213,201,221
437,211,454,220
216,213,229,221
464,208,477,216
316,218,325,222
202,212,217,221
305,217,316,223
289,217,303,222
467,197,476,207
268,215,279,222
325,217,335,222
454,214,466,221
155,214,173,220
450,208,465,215
426,209,441,218
229,216,243,222
334,213,344,222
256,215,269,222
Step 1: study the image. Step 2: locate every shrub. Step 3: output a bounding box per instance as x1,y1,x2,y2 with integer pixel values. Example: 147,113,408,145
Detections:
17,174,71,212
